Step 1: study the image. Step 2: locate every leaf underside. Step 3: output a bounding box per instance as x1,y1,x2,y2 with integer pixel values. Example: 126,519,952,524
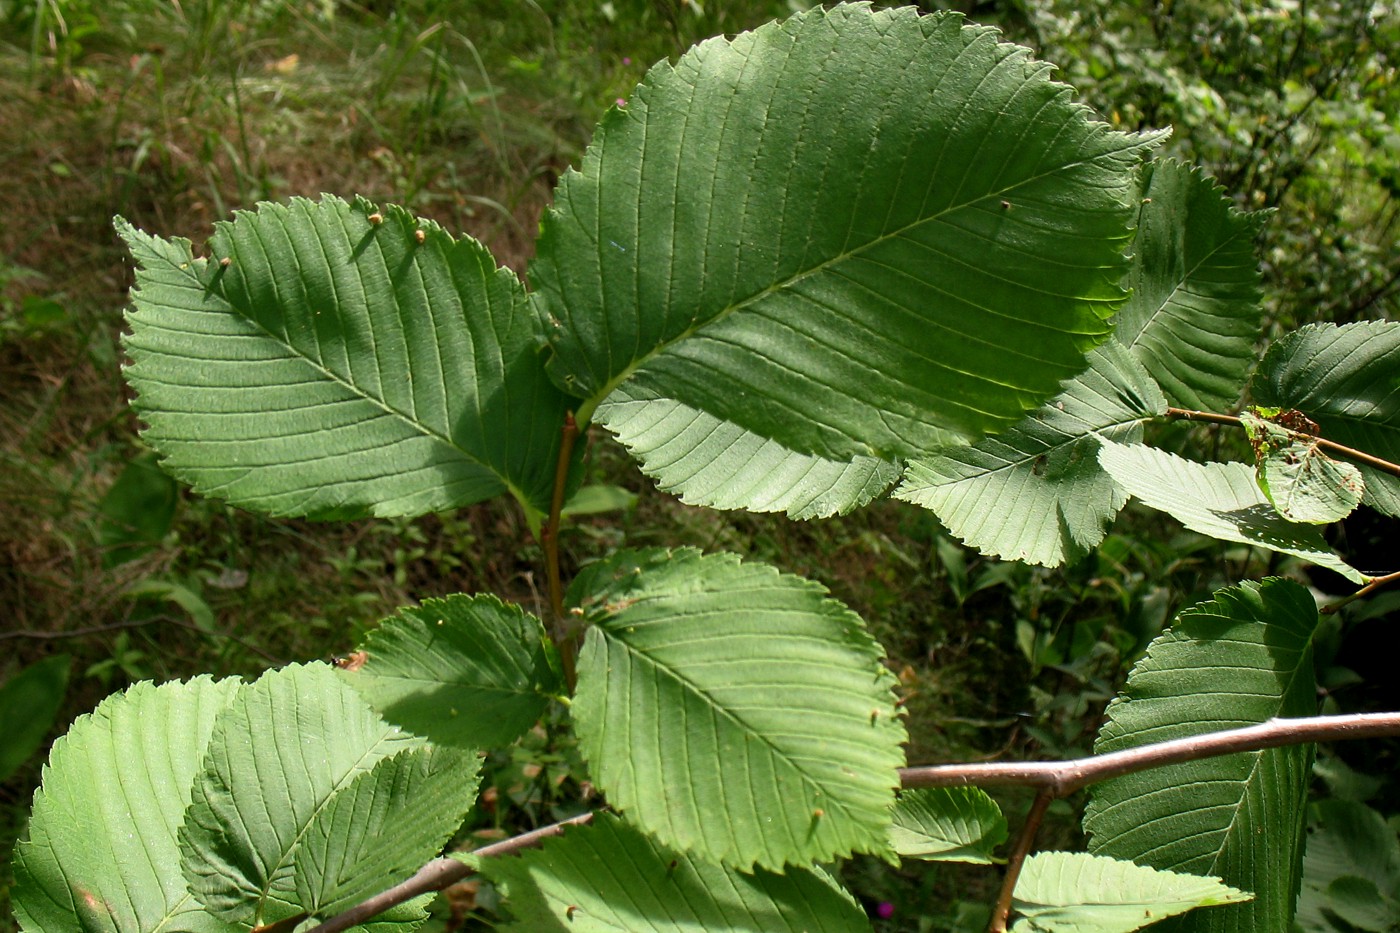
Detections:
597,381,899,519
483,812,872,932
889,787,1008,864
1012,851,1250,933
1097,439,1366,581
13,677,243,933
1252,321,1400,519
1116,159,1265,411
119,196,569,520
342,594,562,749
1083,578,1323,933
567,548,906,871
537,5,1162,461
898,341,1166,566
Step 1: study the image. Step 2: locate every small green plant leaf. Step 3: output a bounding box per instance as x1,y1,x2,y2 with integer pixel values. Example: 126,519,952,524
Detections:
1241,410,1364,523
1096,438,1367,581
597,382,899,519
1115,159,1266,411
898,342,1166,566
1011,852,1250,933
1083,578,1323,933
536,6,1162,461
567,548,906,870
97,452,178,567
13,676,242,933
483,812,872,932
889,787,1008,864
179,662,424,927
1296,800,1400,933
117,196,572,522
561,484,639,517
341,594,563,748
1252,321,1400,518
293,744,481,919
0,654,71,783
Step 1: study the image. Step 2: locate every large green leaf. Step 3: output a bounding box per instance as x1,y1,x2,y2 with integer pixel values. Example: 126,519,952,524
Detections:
340,594,563,749
118,196,570,521
179,662,424,927
889,787,1008,864
13,676,242,933
536,5,1163,461
1096,439,1366,582
597,382,899,519
1011,852,1250,933
292,744,481,919
898,342,1165,566
567,548,905,870
483,812,871,932
1252,321,1400,518
1115,159,1265,411
1083,578,1323,933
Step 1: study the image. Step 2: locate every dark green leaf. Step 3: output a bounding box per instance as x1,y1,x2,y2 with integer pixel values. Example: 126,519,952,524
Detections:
537,6,1162,460
97,452,178,567
1083,578,1323,933
567,548,905,870
1296,800,1400,933
0,654,71,783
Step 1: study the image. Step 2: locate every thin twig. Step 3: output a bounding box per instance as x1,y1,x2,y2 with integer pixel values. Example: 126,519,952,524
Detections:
303,812,595,933
1165,407,1400,478
988,789,1054,933
1321,569,1400,615
0,613,282,663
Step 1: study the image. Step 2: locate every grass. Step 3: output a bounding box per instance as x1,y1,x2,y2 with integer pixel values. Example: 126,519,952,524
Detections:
2,1,1394,930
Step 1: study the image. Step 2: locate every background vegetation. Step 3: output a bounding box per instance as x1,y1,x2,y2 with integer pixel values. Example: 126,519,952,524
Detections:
2,1,1396,929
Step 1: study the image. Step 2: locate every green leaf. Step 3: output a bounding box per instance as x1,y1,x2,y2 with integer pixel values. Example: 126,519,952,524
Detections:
13,676,242,933
1096,438,1367,582
1011,852,1250,933
1083,578,1323,933
179,662,423,927
117,196,571,521
536,6,1163,460
889,787,1008,864
341,594,563,748
1252,321,1400,518
897,342,1166,566
597,382,899,519
483,812,872,932
97,452,178,567
293,744,481,918
1296,800,1400,933
1115,159,1266,411
561,484,639,517
567,548,906,870
1240,410,1364,524
0,654,70,783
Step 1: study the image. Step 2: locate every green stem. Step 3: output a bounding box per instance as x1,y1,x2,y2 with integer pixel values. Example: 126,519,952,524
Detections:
1321,569,1400,615
544,412,580,690
1165,406,1400,478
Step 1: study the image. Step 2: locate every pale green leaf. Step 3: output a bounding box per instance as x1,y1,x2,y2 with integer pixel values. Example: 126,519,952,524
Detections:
1296,800,1400,933
889,787,1008,864
13,676,242,933
898,342,1165,566
179,662,422,927
1252,321,1400,518
1083,578,1323,933
117,197,570,520
1116,159,1266,411
294,744,481,918
537,6,1163,461
1096,439,1366,582
567,548,906,870
1240,411,1364,524
561,484,639,517
483,812,871,932
341,594,563,748
597,382,898,519
1011,852,1250,933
